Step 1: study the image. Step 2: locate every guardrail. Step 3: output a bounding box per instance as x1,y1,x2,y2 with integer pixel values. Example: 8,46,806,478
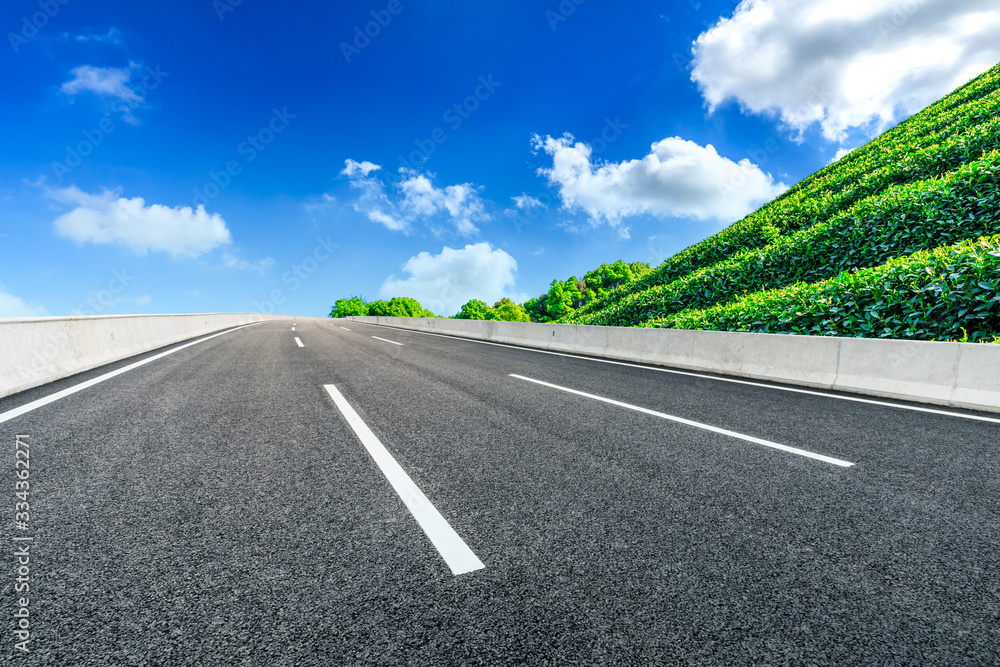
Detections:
349,317,1000,414
0,313,294,399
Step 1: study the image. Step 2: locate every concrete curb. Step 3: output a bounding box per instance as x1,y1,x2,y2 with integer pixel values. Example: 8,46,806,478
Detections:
348,316,1000,414
0,313,296,399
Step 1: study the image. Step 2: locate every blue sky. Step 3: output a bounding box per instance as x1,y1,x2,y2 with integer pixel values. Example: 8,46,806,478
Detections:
2,0,997,317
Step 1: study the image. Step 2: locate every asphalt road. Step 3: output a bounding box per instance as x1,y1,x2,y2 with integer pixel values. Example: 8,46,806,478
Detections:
2,318,999,665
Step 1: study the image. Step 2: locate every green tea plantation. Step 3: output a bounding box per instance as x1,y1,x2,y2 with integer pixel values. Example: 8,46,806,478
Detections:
562,63,1000,342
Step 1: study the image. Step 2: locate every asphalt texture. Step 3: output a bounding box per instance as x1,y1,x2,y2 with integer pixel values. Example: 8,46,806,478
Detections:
2,319,999,666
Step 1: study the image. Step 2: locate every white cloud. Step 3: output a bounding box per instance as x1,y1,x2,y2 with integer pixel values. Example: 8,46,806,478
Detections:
512,194,547,210
303,193,336,215
831,145,858,163
691,0,1000,142
134,295,152,306
61,64,140,101
60,62,147,123
222,252,274,274
341,160,407,232
341,159,381,178
379,243,520,316
399,173,487,235
71,27,124,46
0,285,47,318
533,133,786,225
48,186,232,259
367,209,408,231
341,159,489,235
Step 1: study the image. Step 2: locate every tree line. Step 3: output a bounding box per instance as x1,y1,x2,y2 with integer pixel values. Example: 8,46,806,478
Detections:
329,260,651,322
330,296,436,318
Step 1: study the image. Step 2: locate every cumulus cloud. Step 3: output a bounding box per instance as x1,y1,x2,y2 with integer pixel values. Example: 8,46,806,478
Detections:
48,186,232,258
341,160,408,231
342,159,381,178
399,173,487,235
341,159,489,235
379,243,520,316
533,134,786,226
691,0,1000,142
0,285,47,318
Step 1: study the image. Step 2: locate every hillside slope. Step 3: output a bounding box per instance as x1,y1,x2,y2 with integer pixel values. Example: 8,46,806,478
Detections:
565,63,1000,342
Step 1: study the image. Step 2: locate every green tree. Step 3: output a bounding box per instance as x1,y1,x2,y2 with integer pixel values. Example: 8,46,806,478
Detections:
545,280,574,319
628,261,652,280
486,297,530,322
388,296,434,317
563,276,585,309
366,300,393,316
514,259,656,324
523,296,549,323
583,260,651,300
456,299,492,320
330,296,368,318
366,297,435,317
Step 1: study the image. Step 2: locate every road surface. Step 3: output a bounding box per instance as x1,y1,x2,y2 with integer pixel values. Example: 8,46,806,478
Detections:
2,319,998,665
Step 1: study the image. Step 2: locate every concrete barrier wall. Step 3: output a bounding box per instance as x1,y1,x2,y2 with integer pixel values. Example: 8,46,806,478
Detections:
0,313,295,399
349,316,1000,414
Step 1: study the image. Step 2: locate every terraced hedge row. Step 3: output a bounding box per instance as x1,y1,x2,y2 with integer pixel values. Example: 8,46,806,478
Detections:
569,63,1000,336
648,235,1000,343
574,152,1000,326
782,66,1000,205
785,70,1000,201
575,113,1000,320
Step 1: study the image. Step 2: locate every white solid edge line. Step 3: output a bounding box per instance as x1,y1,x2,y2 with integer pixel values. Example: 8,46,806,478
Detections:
371,336,403,346
323,384,484,575
510,374,855,468
352,322,1000,425
295,337,305,347
0,323,263,426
